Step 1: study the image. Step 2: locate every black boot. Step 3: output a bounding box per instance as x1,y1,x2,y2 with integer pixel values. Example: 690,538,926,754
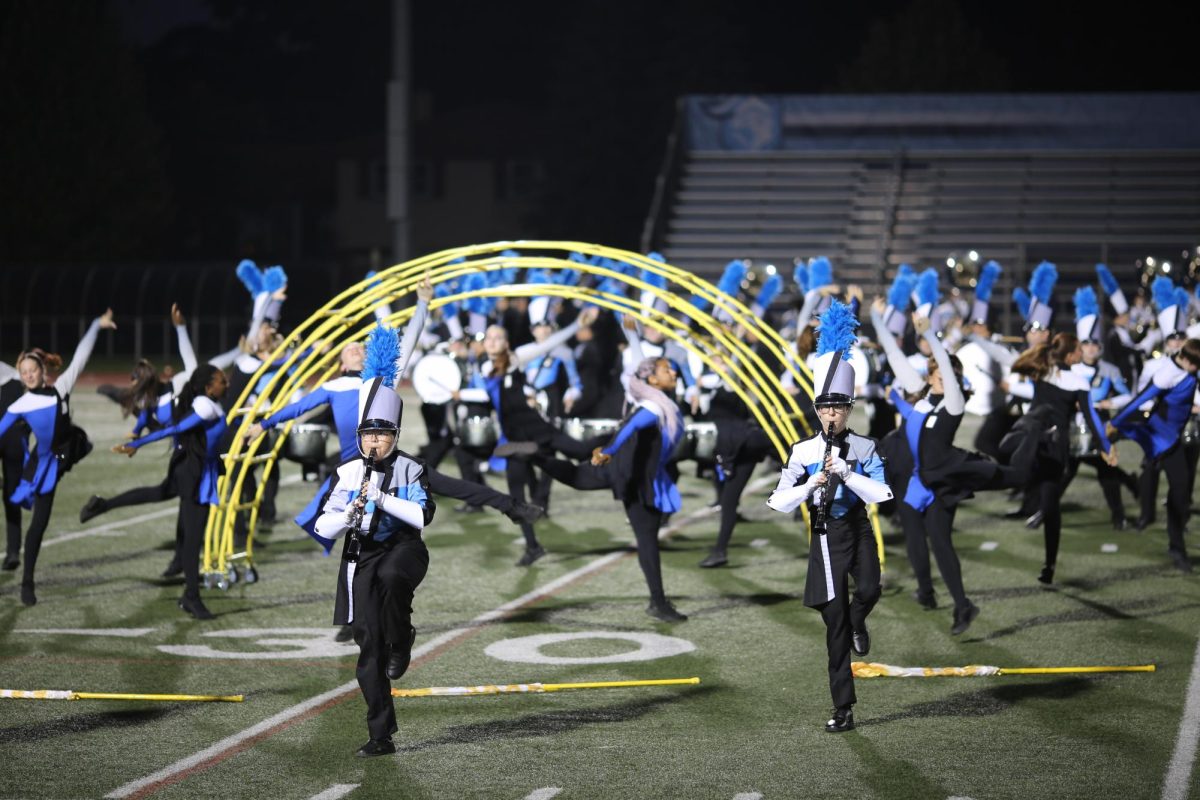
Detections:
516,544,546,567
335,624,354,643
2,554,18,571
20,581,36,607
386,627,417,680
825,706,854,733
698,549,728,568
646,599,687,622
80,495,107,524
178,595,215,620
355,737,396,758
1038,565,1055,586
951,602,980,635
504,502,545,525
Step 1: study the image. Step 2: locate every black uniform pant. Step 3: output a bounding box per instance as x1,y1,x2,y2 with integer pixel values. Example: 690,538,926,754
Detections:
2,437,23,561
1159,446,1192,560
813,513,881,710
899,498,968,610
20,491,55,591
427,469,513,515
1035,461,1067,570
975,407,1016,462
505,430,602,548
712,428,773,553
350,534,430,741
170,457,210,602
1062,454,1131,521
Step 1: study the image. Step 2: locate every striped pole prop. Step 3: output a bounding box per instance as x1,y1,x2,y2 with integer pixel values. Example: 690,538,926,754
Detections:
851,662,1155,678
393,677,701,698
1,689,244,702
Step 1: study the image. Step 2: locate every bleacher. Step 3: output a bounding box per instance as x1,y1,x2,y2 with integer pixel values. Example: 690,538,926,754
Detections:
648,94,1200,331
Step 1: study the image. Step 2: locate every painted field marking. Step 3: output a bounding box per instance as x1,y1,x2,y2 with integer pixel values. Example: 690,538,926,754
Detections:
45,474,303,549
307,785,358,800
733,793,763,800
1101,544,1119,553
104,478,745,799
523,789,562,800
980,542,999,551
15,628,154,638
750,538,770,548
1161,630,1200,800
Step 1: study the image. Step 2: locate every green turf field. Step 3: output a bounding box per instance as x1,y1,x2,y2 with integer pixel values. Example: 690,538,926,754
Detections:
1,389,1197,800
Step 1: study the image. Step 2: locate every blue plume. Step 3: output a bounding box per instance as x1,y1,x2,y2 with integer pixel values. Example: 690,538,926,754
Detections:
1175,287,1191,311
897,263,916,279
1096,263,1120,296
595,277,627,300
365,270,380,288
646,251,665,262
815,300,859,357
1151,276,1176,311
525,269,553,286
975,260,1002,302
915,268,940,307
887,271,915,309
487,267,518,288
362,324,400,388
1074,286,1099,322
716,259,747,298
500,249,520,258
1013,287,1031,318
755,273,783,310
808,256,833,289
263,265,287,294
1030,261,1057,304
1195,284,1200,302
641,267,668,291
557,268,581,287
793,261,810,293
568,252,588,264
462,273,494,316
236,260,263,296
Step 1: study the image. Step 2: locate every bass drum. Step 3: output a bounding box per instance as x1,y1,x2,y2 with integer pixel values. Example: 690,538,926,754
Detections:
671,421,718,462
561,417,621,443
412,353,462,405
283,424,330,463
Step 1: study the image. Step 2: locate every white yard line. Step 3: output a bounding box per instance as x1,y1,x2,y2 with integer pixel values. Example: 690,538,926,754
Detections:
307,784,359,800
522,789,562,800
1161,631,1200,800
105,476,746,799
44,474,304,548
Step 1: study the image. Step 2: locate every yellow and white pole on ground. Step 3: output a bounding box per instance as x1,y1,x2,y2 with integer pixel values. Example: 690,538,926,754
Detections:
393,677,701,698
851,662,1156,678
206,241,821,584
1,689,244,702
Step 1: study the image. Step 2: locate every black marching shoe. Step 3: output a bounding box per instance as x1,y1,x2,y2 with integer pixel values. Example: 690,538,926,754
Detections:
1170,552,1194,574
178,596,215,620
161,559,183,579
1037,565,1055,586
1111,514,1128,532
80,495,106,524
698,549,728,568
355,738,396,758
335,624,354,643
386,627,417,680
504,501,545,525
516,544,546,567
1024,510,1045,529
646,599,688,623
2,554,18,571
912,590,937,610
1134,516,1154,533
20,582,36,607
454,503,485,514
951,602,980,635
825,706,855,733
850,626,870,657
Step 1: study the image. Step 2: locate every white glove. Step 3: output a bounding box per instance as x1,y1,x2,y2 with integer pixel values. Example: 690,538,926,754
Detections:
683,384,699,403
343,503,362,529
827,456,850,479
361,481,384,504
803,471,827,492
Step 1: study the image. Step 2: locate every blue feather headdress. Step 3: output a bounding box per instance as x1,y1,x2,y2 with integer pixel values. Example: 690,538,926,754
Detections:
263,265,288,294
1175,287,1191,311
462,273,494,316
887,270,916,310
1030,261,1057,304
914,268,940,309
808,256,833,291
1013,287,1031,319
640,266,668,291
816,300,859,357
793,261,810,294
568,251,588,265
975,261,1002,302
1151,276,1177,311
557,267,581,286
1074,286,1099,323
236,260,262,295
646,251,665,263
362,324,400,388
754,272,783,311
525,268,553,286
1096,264,1119,296
716,260,747,298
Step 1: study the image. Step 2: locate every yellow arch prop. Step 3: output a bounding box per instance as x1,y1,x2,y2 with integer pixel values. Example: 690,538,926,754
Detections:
202,241,881,586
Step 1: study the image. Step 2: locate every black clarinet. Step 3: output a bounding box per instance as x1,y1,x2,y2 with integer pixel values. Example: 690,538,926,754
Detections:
344,451,377,564
811,421,836,536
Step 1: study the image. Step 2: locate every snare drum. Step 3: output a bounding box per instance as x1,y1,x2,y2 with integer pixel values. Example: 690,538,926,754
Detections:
1068,421,1094,457
562,417,621,443
672,421,718,462
1184,416,1200,445
283,423,331,463
458,416,498,449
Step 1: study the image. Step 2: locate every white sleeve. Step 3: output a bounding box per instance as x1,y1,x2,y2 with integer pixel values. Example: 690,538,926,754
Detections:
794,291,820,332
870,311,924,395
0,362,15,384
314,485,353,541
767,449,814,513
176,324,198,380
207,346,241,371
970,335,1017,368
55,317,102,397
376,493,427,530
457,387,491,403
397,299,429,376
924,330,964,415
842,471,894,504
513,321,581,368
1007,378,1034,400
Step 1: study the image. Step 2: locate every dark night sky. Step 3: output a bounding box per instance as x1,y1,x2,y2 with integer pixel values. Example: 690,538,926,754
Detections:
3,0,1197,263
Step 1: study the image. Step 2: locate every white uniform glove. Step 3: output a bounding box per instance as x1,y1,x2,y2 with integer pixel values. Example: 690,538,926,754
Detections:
827,456,850,479
361,481,384,504
343,502,362,529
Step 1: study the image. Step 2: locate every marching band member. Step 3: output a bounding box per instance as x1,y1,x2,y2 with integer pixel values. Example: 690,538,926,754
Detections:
0,310,116,605
314,324,434,757
767,301,893,733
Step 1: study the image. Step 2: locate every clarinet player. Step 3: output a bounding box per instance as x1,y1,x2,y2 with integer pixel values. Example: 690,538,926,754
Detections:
767,301,893,733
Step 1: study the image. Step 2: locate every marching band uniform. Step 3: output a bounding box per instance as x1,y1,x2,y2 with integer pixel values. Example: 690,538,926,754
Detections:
314,325,434,757
767,301,893,733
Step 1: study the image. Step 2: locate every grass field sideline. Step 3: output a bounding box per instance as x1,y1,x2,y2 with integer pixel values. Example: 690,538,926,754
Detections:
0,389,1197,799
